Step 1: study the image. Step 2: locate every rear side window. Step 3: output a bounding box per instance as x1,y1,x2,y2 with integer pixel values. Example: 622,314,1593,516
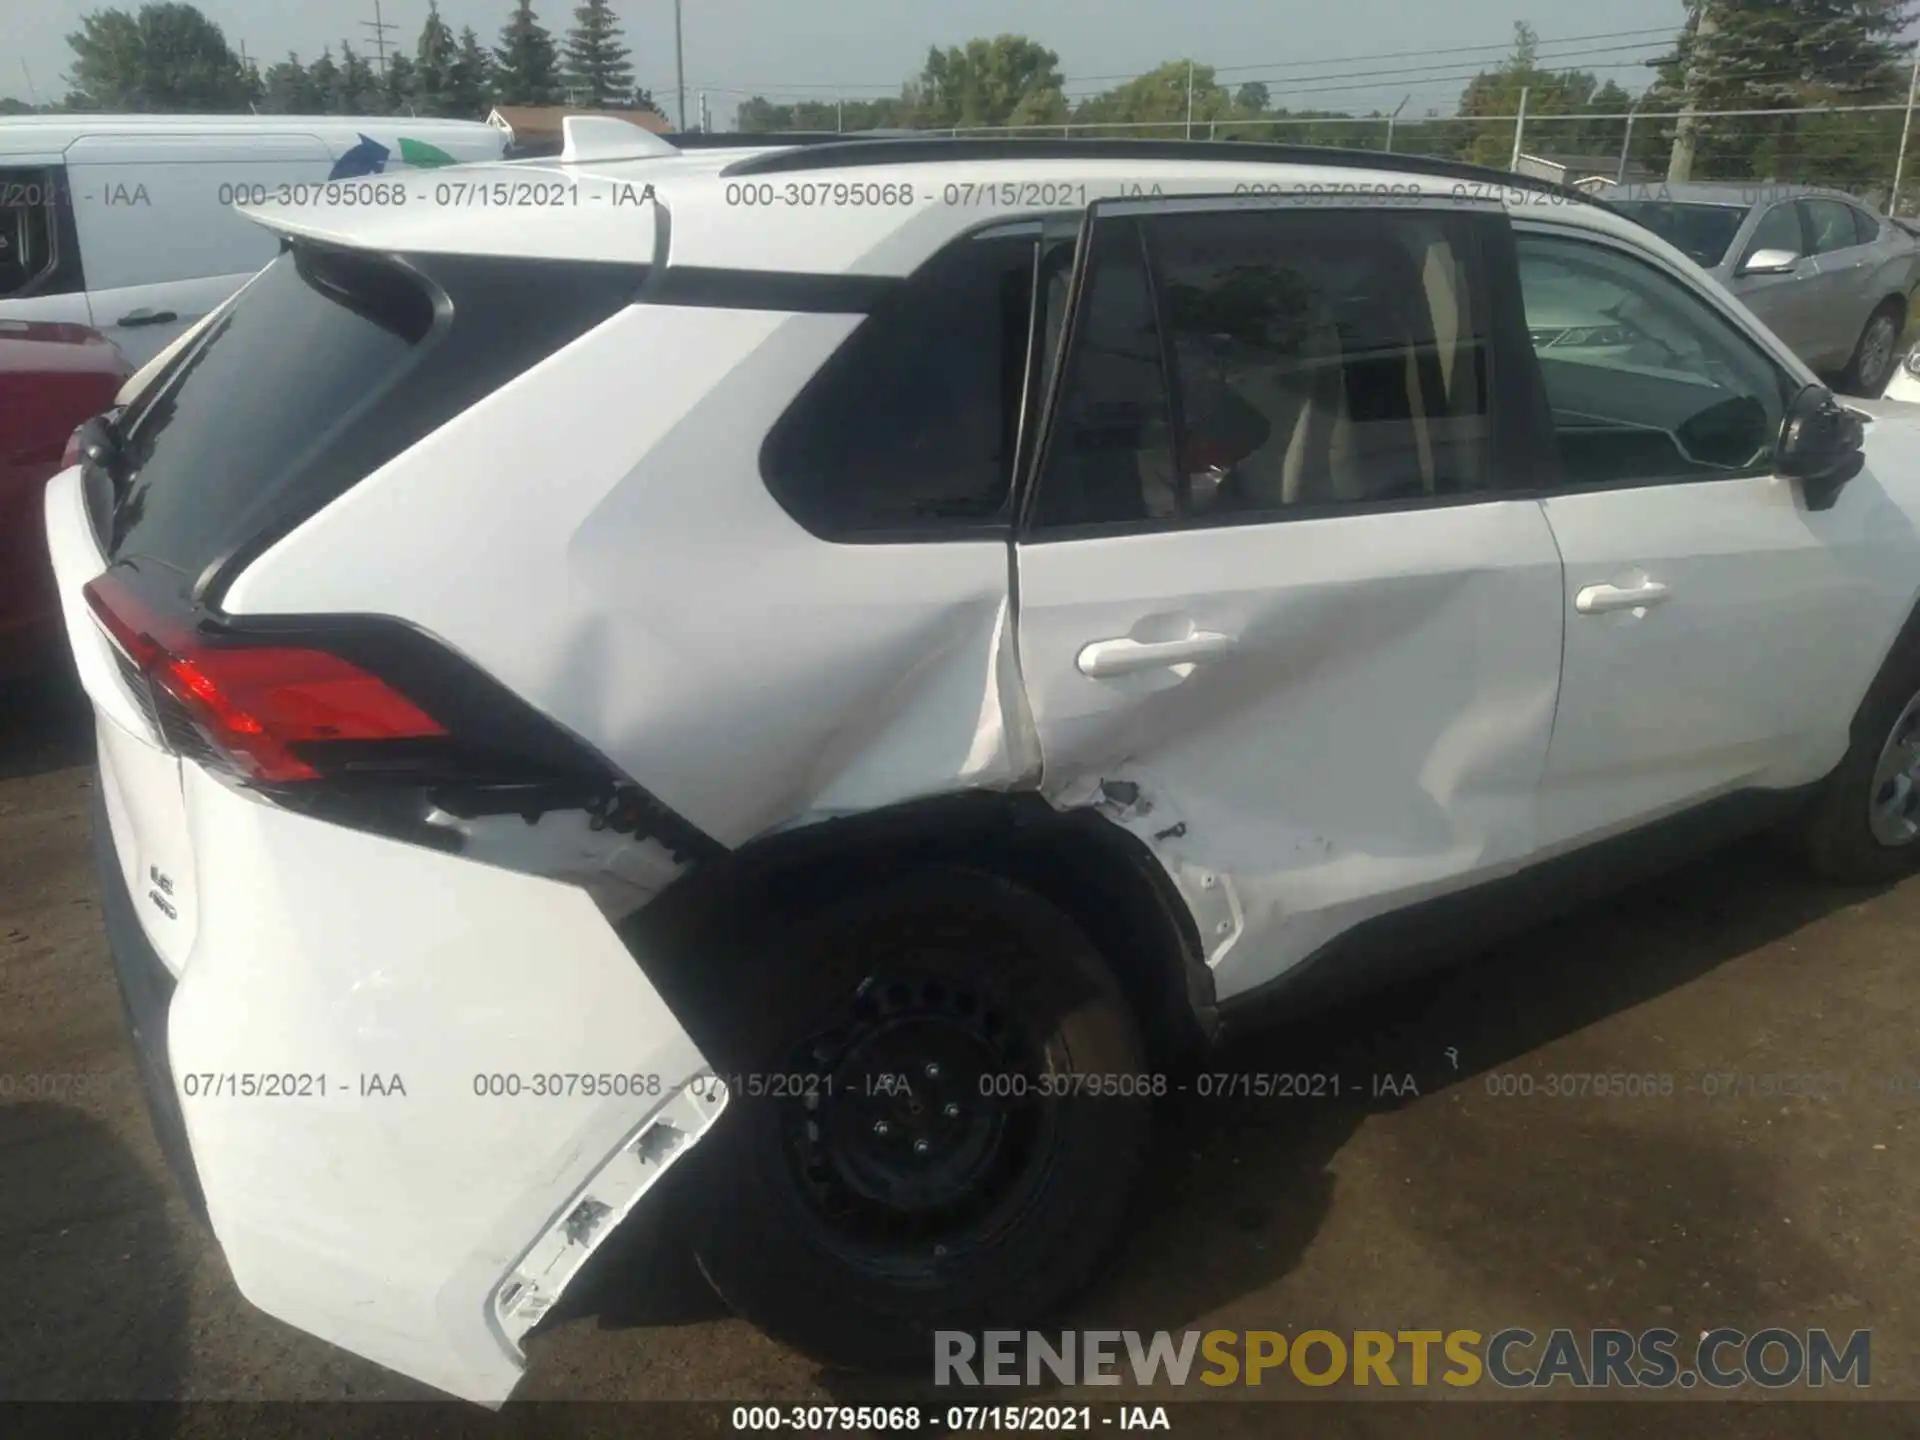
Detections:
1852,206,1881,244
105,242,646,588
1801,199,1859,255
760,230,1044,535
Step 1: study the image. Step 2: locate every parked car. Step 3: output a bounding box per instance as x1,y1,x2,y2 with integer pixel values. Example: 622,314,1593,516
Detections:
0,114,507,367
45,128,1920,1404
0,319,130,679
1607,180,1920,395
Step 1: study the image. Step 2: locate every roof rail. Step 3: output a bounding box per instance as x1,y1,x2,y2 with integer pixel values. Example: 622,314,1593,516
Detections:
661,130,910,150
718,136,1610,209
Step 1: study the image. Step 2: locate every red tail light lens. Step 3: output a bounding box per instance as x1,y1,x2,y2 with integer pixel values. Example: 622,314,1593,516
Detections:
83,572,445,783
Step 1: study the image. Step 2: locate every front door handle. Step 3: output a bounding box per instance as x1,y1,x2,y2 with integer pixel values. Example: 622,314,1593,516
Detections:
1077,630,1235,678
117,308,179,328
1575,580,1671,615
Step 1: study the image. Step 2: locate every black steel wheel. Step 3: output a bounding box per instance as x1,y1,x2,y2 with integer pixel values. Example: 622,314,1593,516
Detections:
679,867,1150,1368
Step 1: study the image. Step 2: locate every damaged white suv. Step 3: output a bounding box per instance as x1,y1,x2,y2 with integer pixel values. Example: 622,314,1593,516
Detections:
45,121,1920,1403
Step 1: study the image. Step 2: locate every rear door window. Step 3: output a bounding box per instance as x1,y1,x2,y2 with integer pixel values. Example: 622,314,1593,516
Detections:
1801,199,1861,256
1031,204,1497,529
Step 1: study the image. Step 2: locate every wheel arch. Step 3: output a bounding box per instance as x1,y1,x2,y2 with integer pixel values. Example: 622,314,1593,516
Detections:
620,790,1217,1071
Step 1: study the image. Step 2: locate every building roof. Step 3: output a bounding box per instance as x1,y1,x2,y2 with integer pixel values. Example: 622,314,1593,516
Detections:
488,106,672,140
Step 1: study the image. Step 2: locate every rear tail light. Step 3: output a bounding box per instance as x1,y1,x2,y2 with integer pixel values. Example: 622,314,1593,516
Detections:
83,571,445,783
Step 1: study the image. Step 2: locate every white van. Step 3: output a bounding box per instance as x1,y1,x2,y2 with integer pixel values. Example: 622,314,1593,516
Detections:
0,115,506,365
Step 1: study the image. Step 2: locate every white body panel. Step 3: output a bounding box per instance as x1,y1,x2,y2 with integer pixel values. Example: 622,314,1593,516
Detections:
1016,504,1566,1002
46,467,719,1405
222,302,1039,848
1536,465,1913,846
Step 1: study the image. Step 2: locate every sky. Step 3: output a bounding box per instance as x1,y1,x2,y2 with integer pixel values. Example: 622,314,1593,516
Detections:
6,0,1693,126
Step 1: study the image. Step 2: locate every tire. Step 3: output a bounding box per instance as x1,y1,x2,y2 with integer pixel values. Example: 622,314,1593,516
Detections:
1799,640,1920,881
679,866,1152,1370
1840,300,1904,397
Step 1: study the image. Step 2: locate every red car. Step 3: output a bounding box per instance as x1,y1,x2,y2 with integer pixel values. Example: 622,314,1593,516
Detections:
0,320,132,679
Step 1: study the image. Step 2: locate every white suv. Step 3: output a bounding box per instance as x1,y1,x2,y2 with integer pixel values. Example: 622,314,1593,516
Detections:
44,124,1920,1404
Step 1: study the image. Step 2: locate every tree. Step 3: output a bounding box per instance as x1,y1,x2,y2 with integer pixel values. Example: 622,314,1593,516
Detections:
1073,60,1232,137
448,27,493,117
1660,0,1913,182
383,51,417,114
66,2,252,111
494,0,563,105
1453,22,1637,168
1234,80,1270,114
563,0,634,108
306,46,343,113
911,35,1066,128
259,52,320,114
411,1,459,116
336,41,381,113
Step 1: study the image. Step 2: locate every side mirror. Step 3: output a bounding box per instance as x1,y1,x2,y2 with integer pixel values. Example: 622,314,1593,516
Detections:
1739,248,1801,276
1777,383,1865,511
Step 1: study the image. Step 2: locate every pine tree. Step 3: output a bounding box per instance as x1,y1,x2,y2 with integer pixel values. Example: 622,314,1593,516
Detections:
1662,0,1912,179
494,0,563,105
412,1,458,115
563,0,634,108
448,26,493,117
307,46,343,114
383,51,417,114
334,41,379,113
260,52,320,113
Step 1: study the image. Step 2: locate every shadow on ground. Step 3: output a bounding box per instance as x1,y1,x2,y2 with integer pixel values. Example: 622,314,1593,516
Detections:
0,665,93,783
544,828,1895,1409
0,1102,191,1409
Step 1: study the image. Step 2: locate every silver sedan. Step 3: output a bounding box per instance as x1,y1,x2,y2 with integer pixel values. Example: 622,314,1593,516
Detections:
1607,181,1920,396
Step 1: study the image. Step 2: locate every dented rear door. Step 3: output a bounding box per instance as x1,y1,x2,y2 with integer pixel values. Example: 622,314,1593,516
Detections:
1013,195,1567,1003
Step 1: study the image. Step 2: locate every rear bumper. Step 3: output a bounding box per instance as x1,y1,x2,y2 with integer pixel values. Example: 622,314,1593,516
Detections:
89,777,209,1224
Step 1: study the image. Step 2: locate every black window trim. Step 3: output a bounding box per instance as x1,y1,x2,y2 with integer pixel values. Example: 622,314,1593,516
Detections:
1505,223,1800,499
1015,194,1539,545
0,162,85,301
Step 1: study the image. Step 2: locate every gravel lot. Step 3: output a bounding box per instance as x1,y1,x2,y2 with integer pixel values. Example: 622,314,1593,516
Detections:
4,668,1919,1438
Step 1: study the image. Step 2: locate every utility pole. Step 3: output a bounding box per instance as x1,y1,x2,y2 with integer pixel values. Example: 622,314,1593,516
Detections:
1509,85,1529,169
361,0,396,75
1668,2,1717,182
1185,61,1195,139
674,0,688,134
1385,96,1408,153
1618,91,1644,185
1893,41,1920,215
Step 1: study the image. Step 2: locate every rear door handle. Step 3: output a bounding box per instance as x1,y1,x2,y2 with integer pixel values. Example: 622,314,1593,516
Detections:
1076,631,1235,678
117,308,179,328
1575,580,1671,615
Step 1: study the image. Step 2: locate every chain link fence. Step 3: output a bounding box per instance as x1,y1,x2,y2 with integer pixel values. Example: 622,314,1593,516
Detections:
919,103,1920,213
